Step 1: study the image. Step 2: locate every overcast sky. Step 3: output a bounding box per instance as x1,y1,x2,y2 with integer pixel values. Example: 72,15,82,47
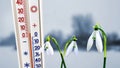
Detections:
0,0,120,38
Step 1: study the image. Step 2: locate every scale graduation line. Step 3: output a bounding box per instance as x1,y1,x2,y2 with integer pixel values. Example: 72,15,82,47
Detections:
11,0,32,68
28,0,44,68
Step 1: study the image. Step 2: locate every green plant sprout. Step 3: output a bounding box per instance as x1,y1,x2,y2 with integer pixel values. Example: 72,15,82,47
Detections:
87,24,107,68
44,35,78,68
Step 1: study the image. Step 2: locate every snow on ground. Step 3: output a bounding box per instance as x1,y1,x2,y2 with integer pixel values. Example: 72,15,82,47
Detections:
0,46,120,68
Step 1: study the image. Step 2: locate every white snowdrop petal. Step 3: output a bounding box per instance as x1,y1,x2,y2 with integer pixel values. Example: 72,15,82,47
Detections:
48,43,54,55
65,41,74,56
44,42,48,55
45,41,54,55
74,42,78,55
87,31,95,51
96,31,103,53
46,49,50,55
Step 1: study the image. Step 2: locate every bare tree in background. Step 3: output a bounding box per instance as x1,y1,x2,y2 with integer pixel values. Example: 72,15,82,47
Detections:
72,14,94,49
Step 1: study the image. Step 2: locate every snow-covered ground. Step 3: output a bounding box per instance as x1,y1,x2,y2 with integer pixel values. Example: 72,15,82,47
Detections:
0,46,120,68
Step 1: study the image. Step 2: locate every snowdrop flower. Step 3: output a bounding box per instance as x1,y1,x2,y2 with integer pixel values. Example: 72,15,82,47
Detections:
87,26,103,53
44,36,54,55
87,24,107,68
65,36,78,56
46,35,67,68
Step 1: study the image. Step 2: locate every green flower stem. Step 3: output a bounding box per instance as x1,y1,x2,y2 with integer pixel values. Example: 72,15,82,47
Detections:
60,53,66,68
99,28,107,68
60,39,72,68
51,37,67,68
60,60,64,68
63,39,72,56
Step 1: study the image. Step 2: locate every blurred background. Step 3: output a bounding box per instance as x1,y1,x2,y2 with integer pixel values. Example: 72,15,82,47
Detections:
0,0,120,68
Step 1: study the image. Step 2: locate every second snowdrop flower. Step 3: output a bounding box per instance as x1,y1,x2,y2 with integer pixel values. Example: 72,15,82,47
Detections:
65,36,78,56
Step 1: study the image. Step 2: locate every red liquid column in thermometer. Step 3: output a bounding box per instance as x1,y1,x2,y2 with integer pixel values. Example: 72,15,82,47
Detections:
11,0,32,68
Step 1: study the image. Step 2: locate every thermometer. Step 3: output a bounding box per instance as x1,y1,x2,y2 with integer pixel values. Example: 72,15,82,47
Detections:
28,0,44,68
11,0,44,68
